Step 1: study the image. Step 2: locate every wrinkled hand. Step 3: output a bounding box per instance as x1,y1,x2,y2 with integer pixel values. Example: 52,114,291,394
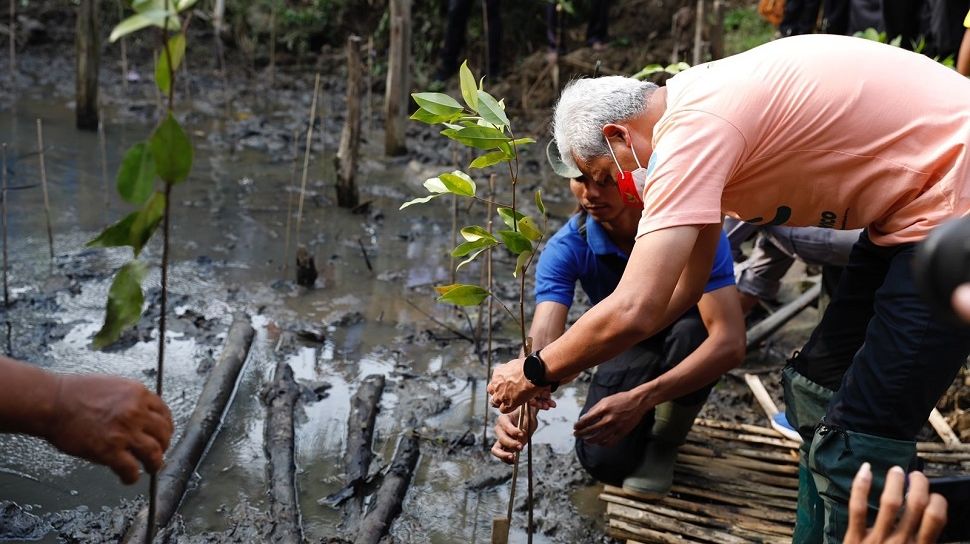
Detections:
573,390,648,447
46,374,174,485
490,408,538,464
487,358,539,414
844,463,947,544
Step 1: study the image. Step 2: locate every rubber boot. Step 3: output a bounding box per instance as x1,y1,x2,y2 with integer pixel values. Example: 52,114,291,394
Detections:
809,424,918,544
782,366,835,544
621,401,703,499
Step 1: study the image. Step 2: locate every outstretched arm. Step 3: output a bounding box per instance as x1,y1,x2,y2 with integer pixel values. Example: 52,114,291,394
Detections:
0,355,173,484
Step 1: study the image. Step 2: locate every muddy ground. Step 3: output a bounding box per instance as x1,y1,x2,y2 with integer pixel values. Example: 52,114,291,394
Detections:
2,5,967,544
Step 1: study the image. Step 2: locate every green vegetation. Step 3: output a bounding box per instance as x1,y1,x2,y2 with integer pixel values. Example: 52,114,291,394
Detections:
723,5,775,56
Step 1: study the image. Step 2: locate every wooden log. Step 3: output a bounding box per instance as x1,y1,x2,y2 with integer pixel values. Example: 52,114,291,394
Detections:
354,431,420,544
335,35,362,209
75,0,100,130
610,518,701,544
607,503,749,544
122,316,256,543
384,0,410,156
746,282,821,351
346,374,386,528
691,425,800,450
264,360,304,544
929,408,962,447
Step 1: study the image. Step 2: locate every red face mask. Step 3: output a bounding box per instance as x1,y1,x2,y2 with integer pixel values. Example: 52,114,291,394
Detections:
605,136,646,209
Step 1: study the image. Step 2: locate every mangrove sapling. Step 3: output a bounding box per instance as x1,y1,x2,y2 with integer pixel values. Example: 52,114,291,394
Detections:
87,1,197,541
400,60,546,543
295,73,321,277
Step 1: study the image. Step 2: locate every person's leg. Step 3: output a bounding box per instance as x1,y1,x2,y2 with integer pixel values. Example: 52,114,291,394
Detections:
883,0,923,49
623,311,711,497
783,231,888,544
437,0,473,81
808,237,970,543
586,0,611,46
736,231,796,313
575,338,665,485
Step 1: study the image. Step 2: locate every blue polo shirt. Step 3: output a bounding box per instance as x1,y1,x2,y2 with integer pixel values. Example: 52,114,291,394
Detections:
535,214,735,308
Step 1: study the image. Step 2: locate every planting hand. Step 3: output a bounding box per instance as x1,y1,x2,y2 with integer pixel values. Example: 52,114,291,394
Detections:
46,374,173,485
844,464,947,544
954,284,970,324
573,389,649,447
490,408,539,464
488,358,540,413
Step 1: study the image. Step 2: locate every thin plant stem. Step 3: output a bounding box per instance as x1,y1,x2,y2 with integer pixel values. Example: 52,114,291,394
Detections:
2,143,8,307
98,120,110,222
35,119,53,264
281,129,298,277
295,74,321,248
483,173,495,448
506,407,525,520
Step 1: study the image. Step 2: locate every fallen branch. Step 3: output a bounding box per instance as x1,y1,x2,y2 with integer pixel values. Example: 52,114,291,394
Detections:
346,374,386,528
122,315,255,542
746,282,821,351
354,431,420,544
263,360,304,544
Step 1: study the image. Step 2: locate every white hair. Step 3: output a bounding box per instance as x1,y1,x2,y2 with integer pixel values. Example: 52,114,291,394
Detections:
552,76,658,171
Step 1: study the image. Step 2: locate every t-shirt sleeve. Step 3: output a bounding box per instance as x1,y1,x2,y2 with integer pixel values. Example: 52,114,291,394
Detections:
703,230,736,293
534,235,581,308
636,110,747,238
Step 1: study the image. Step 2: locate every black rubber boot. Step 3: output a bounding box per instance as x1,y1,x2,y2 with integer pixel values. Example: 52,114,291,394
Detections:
621,401,703,499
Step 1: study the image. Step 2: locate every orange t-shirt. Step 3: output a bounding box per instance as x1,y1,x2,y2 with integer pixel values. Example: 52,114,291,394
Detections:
637,34,970,245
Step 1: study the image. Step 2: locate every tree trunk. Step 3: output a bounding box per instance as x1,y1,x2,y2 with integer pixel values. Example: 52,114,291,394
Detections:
75,0,100,131
122,316,256,543
384,0,411,156
335,35,362,209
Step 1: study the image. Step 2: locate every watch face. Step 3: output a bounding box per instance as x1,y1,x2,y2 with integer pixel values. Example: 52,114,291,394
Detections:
524,354,544,385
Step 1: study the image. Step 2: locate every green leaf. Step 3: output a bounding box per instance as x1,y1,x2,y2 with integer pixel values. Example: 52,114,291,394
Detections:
155,33,187,95
478,76,486,91
438,171,476,197
435,283,490,306
410,108,459,125
460,225,498,243
423,177,449,193
86,211,139,249
109,9,179,42
445,125,509,150
92,261,147,349
510,137,536,147
116,143,156,205
535,190,546,216
175,0,198,11
150,113,193,184
476,90,510,127
130,191,166,257
514,249,533,278
451,237,497,258
412,92,463,117
454,240,495,271
498,230,532,254
497,207,525,229
400,194,442,209
459,61,478,112
469,150,512,169
517,216,542,242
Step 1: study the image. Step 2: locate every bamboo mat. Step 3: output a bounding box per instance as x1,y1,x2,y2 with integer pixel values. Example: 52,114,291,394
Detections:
601,418,970,544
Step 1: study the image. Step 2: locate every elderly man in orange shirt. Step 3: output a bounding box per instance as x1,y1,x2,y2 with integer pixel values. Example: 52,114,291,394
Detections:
487,34,970,544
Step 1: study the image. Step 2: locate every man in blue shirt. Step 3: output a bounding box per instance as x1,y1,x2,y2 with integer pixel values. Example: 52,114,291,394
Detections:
490,142,745,498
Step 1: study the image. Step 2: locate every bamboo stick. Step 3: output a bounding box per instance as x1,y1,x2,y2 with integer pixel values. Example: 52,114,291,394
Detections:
35,119,54,262
929,408,962,447
295,73,321,248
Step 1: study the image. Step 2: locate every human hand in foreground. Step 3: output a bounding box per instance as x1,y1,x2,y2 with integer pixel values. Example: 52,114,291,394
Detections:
844,463,947,544
573,389,650,447
46,374,173,485
487,358,540,414
490,408,539,464
953,284,970,324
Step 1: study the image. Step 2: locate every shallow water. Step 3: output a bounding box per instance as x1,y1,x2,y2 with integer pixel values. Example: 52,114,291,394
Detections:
0,86,602,543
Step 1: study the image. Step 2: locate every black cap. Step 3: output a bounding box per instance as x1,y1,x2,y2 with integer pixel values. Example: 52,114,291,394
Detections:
546,139,582,179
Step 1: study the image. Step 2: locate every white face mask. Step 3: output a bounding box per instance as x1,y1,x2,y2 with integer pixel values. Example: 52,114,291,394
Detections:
604,136,646,208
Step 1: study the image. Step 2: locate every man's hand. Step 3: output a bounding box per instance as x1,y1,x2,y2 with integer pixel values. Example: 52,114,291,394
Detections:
953,284,970,324
573,389,649,447
45,374,174,485
487,358,540,414
844,463,947,544
490,408,538,464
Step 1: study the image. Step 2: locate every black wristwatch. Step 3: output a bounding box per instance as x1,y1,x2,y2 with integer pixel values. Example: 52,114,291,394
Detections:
523,350,559,392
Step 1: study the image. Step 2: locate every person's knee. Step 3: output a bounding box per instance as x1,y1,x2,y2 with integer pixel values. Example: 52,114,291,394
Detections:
575,439,640,485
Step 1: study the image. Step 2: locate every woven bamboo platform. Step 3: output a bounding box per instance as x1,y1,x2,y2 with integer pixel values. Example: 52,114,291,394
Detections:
601,418,970,544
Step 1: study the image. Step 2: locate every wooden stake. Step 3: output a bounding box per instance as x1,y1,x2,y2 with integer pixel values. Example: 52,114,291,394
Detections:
1,143,8,307
743,373,802,443
384,0,410,156
295,74,321,248
929,408,962,447
35,119,54,263
335,36,362,209
492,408,527,544
281,129,299,278
98,120,110,220
76,0,100,131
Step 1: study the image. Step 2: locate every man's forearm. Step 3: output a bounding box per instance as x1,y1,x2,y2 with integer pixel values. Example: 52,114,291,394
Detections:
958,30,970,76
0,356,60,439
